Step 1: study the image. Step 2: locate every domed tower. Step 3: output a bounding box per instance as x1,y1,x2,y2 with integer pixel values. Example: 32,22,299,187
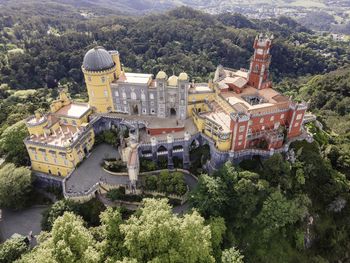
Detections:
156,71,168,118
82,46,120,113
177,72,189,120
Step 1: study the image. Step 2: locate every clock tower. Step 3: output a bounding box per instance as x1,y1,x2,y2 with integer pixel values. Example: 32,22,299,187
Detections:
248,34,273,90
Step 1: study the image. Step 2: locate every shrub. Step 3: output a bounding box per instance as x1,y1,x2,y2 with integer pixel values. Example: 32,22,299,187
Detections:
140,158,157,172
0,236,28,263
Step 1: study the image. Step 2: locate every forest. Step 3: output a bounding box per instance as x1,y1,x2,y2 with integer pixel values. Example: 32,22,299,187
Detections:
0,4,350,263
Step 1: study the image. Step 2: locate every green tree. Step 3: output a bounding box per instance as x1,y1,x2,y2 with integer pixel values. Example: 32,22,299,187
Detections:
50,212,100,263
262,153,291,189
41,199,75,231
221,247,244,263
0,236,28,263
0,163,32,209
100,208,125,262
0,120,29,165
255,191,310,239
208,217,226,262
120,198,215,263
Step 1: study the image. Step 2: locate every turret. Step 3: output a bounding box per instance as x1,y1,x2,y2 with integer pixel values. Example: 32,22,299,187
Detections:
82,46,117,113
248,34,273,90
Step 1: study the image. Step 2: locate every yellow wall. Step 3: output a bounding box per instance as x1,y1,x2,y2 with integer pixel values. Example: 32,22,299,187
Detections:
25,128,95,176
27,121,47,136
83,67,116,113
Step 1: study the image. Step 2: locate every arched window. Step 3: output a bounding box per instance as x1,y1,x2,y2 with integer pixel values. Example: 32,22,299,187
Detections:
131,91,137,100
141,92,146,101
149,93,154,100
255,65,259,72
122,91,126,99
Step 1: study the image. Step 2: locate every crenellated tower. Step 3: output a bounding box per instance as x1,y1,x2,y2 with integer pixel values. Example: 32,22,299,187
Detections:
248,34,273,90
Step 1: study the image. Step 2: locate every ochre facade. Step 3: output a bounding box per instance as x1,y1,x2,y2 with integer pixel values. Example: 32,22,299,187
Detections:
24,33,307,176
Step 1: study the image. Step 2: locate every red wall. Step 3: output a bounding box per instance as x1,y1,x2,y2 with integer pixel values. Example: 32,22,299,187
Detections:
147,127,184,136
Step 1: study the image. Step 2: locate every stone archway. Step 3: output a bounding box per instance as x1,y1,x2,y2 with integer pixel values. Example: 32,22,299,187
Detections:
170,108,177,117
132,104,139,115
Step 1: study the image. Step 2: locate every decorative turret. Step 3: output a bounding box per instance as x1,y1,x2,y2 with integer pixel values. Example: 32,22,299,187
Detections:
248,34,273,90
82,46,118,113
178,72,188,81
156,71,167,80
168,75,178,86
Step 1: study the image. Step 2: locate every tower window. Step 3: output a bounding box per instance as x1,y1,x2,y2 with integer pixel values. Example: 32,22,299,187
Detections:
101,76,106,83
104,90,108,97
150,93,154,100
255,65,259,72
131,92,137,100
122,92,126,98
141,93,146,101
115,91,119,97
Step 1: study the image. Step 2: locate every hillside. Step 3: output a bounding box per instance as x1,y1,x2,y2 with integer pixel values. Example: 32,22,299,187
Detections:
0,4,350,263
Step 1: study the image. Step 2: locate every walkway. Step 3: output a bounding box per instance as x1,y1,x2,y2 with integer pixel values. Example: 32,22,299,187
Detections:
65,144,129,197
0,206,48,244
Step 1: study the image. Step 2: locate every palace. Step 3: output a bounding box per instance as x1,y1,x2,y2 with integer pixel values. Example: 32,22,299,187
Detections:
24,34,309,179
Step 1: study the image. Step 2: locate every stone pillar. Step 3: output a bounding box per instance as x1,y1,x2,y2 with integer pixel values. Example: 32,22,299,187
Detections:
151,137,158,163
167,134,174,170
183,132,191,169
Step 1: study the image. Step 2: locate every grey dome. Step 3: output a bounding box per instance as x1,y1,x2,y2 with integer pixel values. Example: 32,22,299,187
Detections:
83,46,115,71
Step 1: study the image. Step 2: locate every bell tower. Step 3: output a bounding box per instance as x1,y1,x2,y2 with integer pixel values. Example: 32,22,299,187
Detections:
248,34,273,90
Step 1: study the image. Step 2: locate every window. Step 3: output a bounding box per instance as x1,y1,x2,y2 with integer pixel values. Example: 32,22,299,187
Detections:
261,126,265,130
64,159,68,166
101,76,106,83
238,141,242,146
141,93,146,101
115,91,119,97
255,65,259,71
131,91,137,100
53,158,57,164
238,135,243,141
34,154,38,160
239,126,245,133
296,113,302,120
124,106,128,112
280,114,285,119
123,100,127,105
44,155,48,162
260,118,264,124
151,109,155,114
294,122,299,127
88,76,91,82
270,116,274,121
122,92,126,98
149,93,154,100
142,108,147,114
104,90,108,97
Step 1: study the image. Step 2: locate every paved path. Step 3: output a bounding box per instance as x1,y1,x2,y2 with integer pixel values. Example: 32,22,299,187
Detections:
65,144,129,196
0,206,48,244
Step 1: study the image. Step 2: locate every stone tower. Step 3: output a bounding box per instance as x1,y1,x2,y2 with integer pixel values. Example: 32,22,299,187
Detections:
247,34,273,90
177,72,189,120
156,71,167,118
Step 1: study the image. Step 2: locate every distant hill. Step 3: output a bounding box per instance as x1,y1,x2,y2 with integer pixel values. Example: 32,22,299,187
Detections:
2,0,349,33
